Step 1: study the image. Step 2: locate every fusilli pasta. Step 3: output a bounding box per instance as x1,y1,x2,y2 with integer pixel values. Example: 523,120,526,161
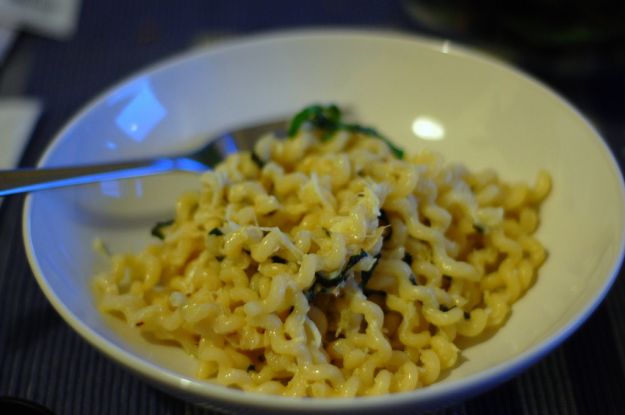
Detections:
93,106,550,397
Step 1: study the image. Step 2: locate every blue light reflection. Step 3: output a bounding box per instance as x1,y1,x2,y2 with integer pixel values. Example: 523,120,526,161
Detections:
100,180,121,198
107,77,167,142
219,135,239,155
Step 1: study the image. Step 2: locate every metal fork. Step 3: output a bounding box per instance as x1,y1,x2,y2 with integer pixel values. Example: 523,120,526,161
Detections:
0,119,286,196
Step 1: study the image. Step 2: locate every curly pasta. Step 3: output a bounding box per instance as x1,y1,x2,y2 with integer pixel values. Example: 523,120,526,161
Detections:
93,112,550,397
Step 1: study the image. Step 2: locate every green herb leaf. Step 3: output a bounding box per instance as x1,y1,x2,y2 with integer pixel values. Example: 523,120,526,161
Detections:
314,271,345,288
360,253,381,290
250,151,265,168
342,123,404,159
316,250,368,288
473,223,485,234
287,104,341,138
344,250,368,272
151,219,174,240
287,104,405,159
209,228,224,236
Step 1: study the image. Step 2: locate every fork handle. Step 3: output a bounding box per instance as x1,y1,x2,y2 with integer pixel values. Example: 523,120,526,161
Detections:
0,158,181,196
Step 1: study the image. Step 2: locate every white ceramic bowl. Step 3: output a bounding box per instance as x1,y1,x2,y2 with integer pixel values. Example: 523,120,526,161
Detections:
23,29,625,414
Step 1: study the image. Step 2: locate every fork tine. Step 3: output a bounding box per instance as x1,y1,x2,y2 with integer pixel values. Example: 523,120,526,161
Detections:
189,119,287,167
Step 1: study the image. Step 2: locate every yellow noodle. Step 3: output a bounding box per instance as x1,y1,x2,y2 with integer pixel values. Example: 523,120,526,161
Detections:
93,122,550,397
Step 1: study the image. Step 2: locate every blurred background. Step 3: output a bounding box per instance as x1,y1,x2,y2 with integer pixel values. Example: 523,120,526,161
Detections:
0,1,623,414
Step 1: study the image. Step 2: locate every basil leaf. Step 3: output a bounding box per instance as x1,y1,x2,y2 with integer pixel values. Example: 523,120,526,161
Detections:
288,104,405,159
344,250,368,272
342,123,404,159
315,250,368,288
314,271,346,289
287,104,341,138
250,151,265,168
151,219,173,240
360,253,381,290
209,228,224,236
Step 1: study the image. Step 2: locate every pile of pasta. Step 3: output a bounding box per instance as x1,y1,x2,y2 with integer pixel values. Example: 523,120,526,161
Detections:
94,110,550,397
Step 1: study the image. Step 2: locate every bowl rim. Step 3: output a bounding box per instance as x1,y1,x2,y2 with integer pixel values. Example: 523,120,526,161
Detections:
22,27,625,411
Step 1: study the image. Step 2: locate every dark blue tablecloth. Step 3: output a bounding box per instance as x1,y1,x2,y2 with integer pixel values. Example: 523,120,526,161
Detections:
1,1,624,414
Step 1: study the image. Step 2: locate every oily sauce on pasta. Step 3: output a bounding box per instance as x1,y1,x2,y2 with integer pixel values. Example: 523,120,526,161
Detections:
94,115,550,397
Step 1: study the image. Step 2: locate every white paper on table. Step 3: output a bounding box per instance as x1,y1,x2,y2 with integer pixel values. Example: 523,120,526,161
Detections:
0,0,82,39
0,98,42,205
